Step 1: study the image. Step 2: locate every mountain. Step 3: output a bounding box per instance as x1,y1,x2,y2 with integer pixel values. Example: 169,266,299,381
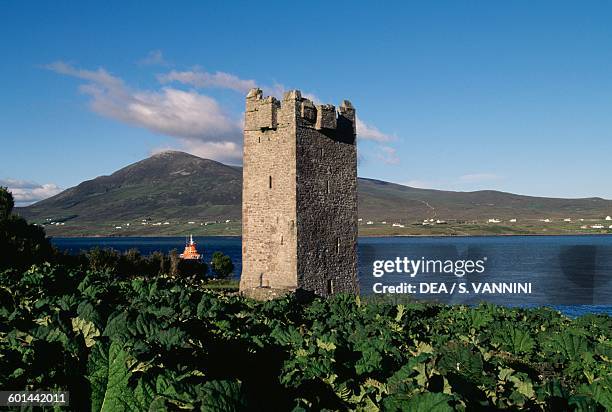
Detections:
19,151,242,222
16,151,612,236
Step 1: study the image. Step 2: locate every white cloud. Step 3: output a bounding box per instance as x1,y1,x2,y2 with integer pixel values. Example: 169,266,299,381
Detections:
48,60,396,166
180,140,242,163
46,61,242,161
0,179,63,206
138,50,169,66
376,145,400,165
356,118,394,142
158,69,257,93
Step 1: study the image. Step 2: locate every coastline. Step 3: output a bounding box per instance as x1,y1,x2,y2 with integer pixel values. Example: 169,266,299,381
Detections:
47,232,612,239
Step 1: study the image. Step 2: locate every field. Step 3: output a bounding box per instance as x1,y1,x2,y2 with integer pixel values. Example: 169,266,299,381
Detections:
38,218,612,238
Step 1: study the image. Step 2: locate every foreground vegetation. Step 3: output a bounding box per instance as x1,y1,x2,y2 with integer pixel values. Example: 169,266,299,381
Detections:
1,188,611,411
0,264,610,411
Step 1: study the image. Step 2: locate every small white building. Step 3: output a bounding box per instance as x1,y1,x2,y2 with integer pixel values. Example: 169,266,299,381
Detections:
563,218,572,222
592,225,604,229
539,219,551,223
366,221,374,225
606,216,612,221
188,221,195,224
392,223,405,228
488,219,501,223
509,218,517,223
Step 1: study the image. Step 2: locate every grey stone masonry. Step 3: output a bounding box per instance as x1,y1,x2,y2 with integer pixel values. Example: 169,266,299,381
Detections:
240,88,359,299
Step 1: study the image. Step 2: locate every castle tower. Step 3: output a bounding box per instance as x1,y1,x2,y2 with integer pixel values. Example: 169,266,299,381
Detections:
240,88,358,299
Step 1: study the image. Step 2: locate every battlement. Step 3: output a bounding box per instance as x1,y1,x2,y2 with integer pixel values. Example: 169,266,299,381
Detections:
245,88,356,139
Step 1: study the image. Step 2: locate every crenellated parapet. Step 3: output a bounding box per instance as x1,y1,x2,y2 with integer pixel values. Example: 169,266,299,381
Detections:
245,88,280,131
244,88,356,142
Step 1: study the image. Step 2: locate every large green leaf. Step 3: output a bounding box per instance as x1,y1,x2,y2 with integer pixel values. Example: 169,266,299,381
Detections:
383,392,453,412
549,333,589,360
87,340,153,412
198,380,247,412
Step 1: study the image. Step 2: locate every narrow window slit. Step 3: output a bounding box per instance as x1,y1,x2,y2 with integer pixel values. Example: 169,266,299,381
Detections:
327,279,334,295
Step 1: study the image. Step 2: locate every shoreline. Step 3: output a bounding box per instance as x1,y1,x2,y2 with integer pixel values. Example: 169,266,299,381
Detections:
48,232,612,239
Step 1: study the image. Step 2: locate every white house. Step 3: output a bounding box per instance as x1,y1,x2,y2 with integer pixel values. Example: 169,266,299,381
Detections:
366,221,374,225
591,225,604,229
488,219,501,223
392,223,405,228
563,218,572,222
509,218,517,223
606,216,612,221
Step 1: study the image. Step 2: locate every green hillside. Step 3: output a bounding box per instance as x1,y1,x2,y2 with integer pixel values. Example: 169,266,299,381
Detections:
15,151,612,236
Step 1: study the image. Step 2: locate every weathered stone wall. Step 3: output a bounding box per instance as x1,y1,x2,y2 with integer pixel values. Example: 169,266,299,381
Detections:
240,89,299,291
240,88,358,298
295,100,358,296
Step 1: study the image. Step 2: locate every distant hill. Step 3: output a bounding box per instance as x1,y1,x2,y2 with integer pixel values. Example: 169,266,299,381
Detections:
18,151,242,222
357,178,612,221
16,151,612,235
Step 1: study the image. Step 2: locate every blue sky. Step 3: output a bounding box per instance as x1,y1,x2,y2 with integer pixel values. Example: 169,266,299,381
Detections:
2,1,612,205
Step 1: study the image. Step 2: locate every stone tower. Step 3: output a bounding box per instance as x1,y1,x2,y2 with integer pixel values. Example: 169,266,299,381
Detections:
240,88,358,299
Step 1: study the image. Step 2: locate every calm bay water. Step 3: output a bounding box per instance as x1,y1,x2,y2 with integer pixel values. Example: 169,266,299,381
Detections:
51,235,612,316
